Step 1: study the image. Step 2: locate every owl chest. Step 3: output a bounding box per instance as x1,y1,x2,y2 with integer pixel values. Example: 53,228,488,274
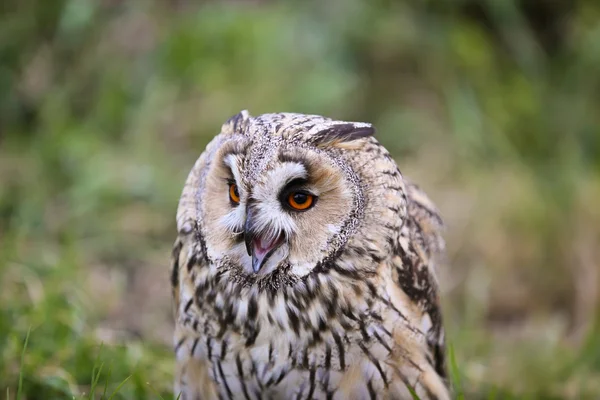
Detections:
201,333,393,400
181,266,417,398
189,300,402,399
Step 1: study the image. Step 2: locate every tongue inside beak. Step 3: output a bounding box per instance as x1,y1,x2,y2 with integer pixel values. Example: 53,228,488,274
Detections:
250,235,283,273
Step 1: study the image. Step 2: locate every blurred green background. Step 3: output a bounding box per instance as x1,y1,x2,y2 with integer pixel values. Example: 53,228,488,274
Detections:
1,0,600,398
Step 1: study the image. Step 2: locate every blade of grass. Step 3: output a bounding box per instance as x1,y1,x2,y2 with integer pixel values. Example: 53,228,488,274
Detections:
89,363,104,399
91,343,104,375
448,344,464,400
107,375,131,400
89,343,105,399
146,382,165,400
16,327,31,400
102,364,113,400
406,383,421,400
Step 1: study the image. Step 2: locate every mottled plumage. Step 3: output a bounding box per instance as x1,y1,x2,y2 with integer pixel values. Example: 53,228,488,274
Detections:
171,111,449,399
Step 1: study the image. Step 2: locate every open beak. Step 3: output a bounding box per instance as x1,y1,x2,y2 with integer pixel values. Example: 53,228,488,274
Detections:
244,210,284,273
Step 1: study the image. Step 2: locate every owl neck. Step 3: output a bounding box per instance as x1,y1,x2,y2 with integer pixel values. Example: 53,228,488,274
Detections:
186,248,385,349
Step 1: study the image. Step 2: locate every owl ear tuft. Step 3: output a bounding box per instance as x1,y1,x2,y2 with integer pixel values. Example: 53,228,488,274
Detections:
221,110,251,135
312,122,375,147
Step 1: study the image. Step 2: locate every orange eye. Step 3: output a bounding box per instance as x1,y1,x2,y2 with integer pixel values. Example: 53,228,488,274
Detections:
229,183,240,204
287,192,314,210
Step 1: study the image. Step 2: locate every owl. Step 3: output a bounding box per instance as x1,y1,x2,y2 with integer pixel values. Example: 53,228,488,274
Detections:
170,111,450,400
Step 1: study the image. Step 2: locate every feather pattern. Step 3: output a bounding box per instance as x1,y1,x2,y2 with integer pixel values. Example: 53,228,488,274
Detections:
171,111,450,399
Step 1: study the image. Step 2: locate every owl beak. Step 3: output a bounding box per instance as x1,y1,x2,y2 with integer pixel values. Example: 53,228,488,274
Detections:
244,212,284,273
249,234,284,273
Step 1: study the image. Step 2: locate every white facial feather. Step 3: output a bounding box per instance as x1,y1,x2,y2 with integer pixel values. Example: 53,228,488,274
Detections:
220,208,245,234
247,162,309,242
223,154,244,185
264,162,307,191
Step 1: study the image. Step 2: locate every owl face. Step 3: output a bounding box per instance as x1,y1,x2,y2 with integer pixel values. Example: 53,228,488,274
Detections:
177,111,400,288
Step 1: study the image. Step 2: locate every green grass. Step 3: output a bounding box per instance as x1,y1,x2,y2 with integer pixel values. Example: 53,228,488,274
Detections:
1,0,600,398
7,323,172,399
448,344,464,400
17,327,30,400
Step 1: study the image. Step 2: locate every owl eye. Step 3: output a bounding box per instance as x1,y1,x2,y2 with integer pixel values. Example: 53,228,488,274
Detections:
229,183,240,204
287,191,314,211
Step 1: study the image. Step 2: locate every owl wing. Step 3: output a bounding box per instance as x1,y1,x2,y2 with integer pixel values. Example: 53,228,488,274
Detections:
388,180,448,396
406,181,446,374
171,235,219,400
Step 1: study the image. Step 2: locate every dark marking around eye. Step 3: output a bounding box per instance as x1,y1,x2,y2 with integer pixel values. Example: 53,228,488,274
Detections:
278,151,319,176
279,178,317,212
289,176,308,186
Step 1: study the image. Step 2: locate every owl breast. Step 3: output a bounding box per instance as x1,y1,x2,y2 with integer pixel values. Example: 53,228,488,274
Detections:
173,238,447,400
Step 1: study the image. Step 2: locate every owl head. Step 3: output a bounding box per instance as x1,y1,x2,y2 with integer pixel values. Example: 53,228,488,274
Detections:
177,111,407,289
